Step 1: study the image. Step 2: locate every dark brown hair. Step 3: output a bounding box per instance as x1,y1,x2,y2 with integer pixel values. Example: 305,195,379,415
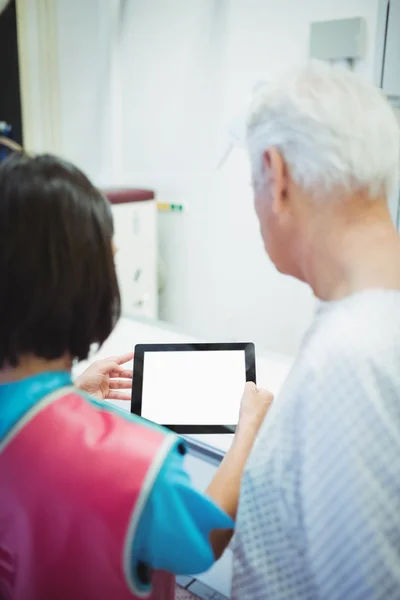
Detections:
0,153,120,367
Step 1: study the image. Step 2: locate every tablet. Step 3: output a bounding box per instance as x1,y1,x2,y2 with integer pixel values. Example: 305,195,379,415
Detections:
131,342,256,434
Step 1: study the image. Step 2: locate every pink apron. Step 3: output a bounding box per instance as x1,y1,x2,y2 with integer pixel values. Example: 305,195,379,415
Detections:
0,388,176,600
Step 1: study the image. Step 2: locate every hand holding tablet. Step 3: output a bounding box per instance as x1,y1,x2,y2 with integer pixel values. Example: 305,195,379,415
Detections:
131,343,256,434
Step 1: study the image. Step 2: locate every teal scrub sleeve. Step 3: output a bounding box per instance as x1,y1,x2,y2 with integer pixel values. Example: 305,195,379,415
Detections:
132,445,234,575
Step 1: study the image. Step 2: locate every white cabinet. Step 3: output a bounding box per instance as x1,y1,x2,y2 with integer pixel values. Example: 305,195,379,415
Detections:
110,197,157,319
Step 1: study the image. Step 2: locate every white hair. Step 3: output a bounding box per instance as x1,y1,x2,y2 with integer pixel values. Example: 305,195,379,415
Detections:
247,61,400,200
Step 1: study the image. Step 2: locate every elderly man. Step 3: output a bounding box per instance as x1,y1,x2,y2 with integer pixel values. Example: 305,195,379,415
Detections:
232,61,400,599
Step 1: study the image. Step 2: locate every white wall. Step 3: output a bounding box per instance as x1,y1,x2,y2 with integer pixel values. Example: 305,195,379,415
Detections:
110,0,380,356
53,0,381,357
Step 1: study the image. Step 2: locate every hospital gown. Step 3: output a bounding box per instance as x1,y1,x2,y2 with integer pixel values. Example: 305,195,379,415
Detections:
232,289,400,600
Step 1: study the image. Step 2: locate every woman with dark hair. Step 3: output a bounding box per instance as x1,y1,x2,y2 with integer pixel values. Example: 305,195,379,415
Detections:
0,153,271,600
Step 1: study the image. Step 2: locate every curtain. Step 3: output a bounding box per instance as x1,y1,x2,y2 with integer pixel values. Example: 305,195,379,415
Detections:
108,0,229,187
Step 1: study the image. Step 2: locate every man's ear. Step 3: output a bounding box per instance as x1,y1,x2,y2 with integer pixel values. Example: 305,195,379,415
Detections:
263,148,288,215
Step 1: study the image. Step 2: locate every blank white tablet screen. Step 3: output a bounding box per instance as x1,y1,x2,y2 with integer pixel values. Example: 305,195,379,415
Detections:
141,350,246,425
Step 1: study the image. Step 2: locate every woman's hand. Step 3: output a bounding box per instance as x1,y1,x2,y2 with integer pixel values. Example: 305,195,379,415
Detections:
75,352,134,401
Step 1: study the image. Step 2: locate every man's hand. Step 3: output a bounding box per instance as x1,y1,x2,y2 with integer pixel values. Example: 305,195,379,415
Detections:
236,381,274,439
206,382,273,559
75,352,134,401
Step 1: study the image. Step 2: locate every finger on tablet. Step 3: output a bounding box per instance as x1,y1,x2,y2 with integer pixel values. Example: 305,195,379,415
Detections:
109,380,132,390
107,391,131,401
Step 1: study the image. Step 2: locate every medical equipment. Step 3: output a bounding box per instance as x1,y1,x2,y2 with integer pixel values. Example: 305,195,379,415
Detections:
309,17,366,63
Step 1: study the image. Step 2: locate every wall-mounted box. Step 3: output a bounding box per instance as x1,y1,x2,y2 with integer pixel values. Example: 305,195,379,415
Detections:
310,17,366,61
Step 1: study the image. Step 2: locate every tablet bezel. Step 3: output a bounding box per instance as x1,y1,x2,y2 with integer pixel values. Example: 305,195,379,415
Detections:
131,342,256,434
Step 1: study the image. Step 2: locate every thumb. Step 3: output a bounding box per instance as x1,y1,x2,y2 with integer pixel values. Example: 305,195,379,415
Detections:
245,381,257,391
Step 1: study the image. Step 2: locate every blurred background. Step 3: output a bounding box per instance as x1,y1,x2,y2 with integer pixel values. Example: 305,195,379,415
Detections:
2,0,399,359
